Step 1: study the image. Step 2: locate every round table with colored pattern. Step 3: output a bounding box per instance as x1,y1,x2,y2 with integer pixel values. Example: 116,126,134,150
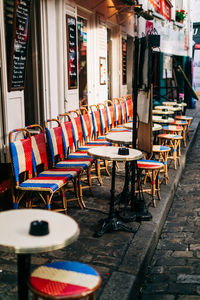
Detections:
0,209,80,300
153,115,174,124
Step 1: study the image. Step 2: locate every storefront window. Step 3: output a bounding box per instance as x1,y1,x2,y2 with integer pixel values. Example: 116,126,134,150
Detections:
77,17,88,107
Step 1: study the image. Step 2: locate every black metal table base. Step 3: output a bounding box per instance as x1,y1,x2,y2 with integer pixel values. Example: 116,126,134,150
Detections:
94,216,136,237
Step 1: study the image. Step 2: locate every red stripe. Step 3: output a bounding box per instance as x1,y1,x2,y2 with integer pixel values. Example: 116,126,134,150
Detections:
31,176,67,184
30,277,90,297
34,133,48,168
21,138,32,176
54,127,64,159
137,163,161,168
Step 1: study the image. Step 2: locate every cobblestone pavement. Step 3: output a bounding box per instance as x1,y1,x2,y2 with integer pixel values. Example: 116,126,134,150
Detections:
0,104,199,300
139,125,200,300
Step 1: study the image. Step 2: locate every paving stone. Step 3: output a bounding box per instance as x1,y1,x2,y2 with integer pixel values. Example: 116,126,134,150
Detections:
141,294,175,300
177,274,200,284
177,296,200,300
172,251,193,257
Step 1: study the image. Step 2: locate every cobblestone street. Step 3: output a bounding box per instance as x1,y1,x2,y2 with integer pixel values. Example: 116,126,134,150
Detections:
140,125,200,300
0,105,199,300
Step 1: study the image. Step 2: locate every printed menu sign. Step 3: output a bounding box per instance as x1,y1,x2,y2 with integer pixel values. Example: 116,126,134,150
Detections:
66,15,77,89
7,0,31,91
122,38,127,85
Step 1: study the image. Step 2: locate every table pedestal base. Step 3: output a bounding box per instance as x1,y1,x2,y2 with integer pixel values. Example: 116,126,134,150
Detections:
94,216,136,237
18,254,31,300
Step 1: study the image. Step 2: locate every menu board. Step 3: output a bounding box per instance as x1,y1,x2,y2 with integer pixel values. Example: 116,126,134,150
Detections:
122,38,127,85
6,0,31,92
66,15,77,89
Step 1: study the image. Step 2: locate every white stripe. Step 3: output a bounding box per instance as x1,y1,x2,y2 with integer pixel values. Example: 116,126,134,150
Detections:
61,124,69,148
106,106,112,125
40,170,77,177
31,137,42,166
15,141,26,174
71,118,79,142
25,179,64,187
57,161,91,166
49,128,58,156
31,266,100,290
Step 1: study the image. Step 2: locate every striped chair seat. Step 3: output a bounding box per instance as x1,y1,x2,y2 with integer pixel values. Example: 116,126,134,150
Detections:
137,160,163,170
68,152,95,162
38,168,80,179
137,159,163,207
158,133,183,140
29,261,101,299
56,160,92,170
18,176,68,192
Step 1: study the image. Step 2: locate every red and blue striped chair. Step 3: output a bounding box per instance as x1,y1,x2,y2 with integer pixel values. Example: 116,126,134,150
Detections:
45,119,95,197
9,128,77,212
27,124,85,210
58,113,103,185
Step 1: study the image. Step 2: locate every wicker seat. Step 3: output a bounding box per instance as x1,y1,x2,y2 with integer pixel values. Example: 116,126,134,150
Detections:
29,261,101,300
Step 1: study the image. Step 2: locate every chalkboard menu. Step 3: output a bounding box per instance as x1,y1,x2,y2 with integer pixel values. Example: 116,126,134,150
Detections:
66,15,77,89
122,38,127,85
5,0,31,92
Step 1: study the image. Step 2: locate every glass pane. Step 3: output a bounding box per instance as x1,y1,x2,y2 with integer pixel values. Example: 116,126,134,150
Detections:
77,17,88,107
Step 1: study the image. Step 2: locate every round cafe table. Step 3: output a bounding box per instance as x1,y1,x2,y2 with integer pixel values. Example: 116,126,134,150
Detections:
162,101,187,108
152,109,174,115
153,115,174,124
0,209,79,300
123,122,162,132
154,105,182,112
88,146,143,237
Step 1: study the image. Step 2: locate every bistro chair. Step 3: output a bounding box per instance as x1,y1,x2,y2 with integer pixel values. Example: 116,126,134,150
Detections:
28,261,102,300
175,115,193,140
170,120,188,147
44,119,95,204
137,159,164,207
9,128,77,212
58,112,103,185
157,133,183,169
151,145,171,184
26,124,83,211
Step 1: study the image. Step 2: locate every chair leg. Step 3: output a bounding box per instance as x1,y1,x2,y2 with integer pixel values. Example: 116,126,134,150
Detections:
156,170,161,201
96,159,103,185
77,176,86,208
104,160,110,176
151,170,156,207
87,167,93,195
61,187,67,215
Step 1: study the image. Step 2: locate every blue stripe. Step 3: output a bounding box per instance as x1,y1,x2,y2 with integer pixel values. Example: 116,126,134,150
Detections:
61,129,68,156
20,182,59,192
45,261,98,276
56,163,88,169
13,203,18,209
137,159,163,164
114,104,117,125
160,146,170,151
46,204,51,209
32,149,37,174
91,111,97,137
46,128,55,164
120,103,124,124
71,122,77,149
10,142,20,182
163,161,167,165
99,109,105,134
38,174,72,179
68,154,91,159
125,100,129,120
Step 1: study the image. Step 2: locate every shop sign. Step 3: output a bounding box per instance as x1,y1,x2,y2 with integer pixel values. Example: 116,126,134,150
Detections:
146,21,154,35
66,15,77,89
148,0,171,21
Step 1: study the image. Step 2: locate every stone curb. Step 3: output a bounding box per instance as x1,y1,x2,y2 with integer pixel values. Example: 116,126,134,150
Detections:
99,106,200,300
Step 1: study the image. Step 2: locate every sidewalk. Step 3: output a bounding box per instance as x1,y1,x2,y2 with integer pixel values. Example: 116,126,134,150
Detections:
0,102,200,300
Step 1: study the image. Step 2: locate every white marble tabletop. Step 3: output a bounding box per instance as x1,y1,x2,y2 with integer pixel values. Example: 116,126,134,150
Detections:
154,105,182,112
162,101,187,107
123,122,162,132
106,131,132,145
88,146,143,162
152,109,174,115
152,115,174,124
0,209,79,254
153,123,162,131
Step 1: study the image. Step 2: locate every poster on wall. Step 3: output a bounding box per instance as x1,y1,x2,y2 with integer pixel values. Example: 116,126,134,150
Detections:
5,0,31,92
99,57,106,85
163,54,173,78
66,15,77,89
